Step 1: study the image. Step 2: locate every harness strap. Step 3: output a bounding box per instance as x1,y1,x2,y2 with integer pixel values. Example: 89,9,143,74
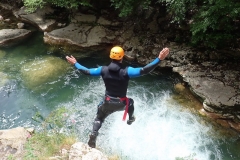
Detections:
120,97,129,121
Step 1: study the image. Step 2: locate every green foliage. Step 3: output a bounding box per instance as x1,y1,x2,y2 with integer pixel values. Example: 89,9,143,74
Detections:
158,0,240,49
23,0,45,13
24,141,38,160
24,107,77,159
45,0,91,9
190,0,240,49
157,0,198,22
23,0,91,13
7,154,16,160
24,131,76,159
110,0,151,17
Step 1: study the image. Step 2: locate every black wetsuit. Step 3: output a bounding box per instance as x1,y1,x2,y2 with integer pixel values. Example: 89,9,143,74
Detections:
74,58,161,136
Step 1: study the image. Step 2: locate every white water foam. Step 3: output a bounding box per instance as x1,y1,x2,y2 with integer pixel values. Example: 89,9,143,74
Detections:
99,89,221,160
61,78,222,160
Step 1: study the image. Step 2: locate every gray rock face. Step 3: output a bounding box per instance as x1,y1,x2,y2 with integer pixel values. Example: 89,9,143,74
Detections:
0,29,33,47
173,65,240,109
43,13,118,53
171,48,240,131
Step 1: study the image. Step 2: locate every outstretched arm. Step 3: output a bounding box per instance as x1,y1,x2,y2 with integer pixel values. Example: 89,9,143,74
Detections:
66,55,101,76
128,48,169,78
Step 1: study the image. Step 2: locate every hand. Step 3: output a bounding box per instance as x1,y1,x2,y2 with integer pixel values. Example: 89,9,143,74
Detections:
158,48,170,60
66,55,77,65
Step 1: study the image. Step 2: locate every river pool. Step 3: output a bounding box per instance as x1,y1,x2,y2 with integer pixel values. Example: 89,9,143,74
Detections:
0,32,240,160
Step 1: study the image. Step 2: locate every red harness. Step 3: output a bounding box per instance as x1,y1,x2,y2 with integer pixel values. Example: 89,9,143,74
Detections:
105,96,129,121
120,97,129,121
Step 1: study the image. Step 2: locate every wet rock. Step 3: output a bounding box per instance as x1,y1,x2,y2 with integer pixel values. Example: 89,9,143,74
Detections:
0,29,33,47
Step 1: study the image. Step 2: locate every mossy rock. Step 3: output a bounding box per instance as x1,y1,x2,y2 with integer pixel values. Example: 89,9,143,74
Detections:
21,56,70,90
0,72,8,87
0,50,6,59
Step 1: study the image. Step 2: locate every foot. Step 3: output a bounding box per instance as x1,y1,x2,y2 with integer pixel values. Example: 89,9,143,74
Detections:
88,134,97,148
127,116,136,125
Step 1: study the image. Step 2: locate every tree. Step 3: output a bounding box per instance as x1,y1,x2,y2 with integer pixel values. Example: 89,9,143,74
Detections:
157,0,240,49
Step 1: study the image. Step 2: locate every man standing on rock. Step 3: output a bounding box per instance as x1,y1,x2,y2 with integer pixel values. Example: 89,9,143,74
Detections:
66,46,170,148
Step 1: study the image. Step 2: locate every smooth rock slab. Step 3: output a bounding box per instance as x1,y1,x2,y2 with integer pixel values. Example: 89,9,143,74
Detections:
0,29,33,47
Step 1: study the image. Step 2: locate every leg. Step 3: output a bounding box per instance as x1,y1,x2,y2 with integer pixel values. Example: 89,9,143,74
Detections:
127,98,134,119
127,98,136,125
91,106,110,135
88,102,113,148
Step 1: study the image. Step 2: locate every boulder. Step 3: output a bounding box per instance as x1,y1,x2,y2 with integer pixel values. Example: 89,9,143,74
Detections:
69,142,108,160
14,6,56,32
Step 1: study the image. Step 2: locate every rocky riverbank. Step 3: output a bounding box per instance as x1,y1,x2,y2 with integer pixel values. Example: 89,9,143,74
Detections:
0,127,109,160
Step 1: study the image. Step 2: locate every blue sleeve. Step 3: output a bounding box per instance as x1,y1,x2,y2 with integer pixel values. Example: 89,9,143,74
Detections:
127,58,160,78
127,67,142,78
74,63,101,76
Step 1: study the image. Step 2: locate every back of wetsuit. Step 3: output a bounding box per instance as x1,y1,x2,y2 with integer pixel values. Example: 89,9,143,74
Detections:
101,61,129,98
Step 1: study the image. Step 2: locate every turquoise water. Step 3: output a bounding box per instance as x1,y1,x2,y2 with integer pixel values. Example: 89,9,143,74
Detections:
0,32,240,160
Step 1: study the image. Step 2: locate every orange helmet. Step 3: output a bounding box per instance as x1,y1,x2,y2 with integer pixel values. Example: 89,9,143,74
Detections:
109,46,124,60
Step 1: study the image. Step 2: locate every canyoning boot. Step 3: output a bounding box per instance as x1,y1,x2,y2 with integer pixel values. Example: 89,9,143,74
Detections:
88,132,98,148
127,115,136,125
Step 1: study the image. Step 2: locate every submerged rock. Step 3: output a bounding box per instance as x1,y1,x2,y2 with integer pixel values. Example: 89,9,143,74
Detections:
0,49,6,58
0,72,8,87
21,56,70,90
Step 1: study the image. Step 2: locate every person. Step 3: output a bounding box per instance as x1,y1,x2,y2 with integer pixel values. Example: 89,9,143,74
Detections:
66,46,170,148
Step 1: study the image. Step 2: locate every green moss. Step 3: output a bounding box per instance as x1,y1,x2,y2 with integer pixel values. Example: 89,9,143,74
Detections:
0,72,9,87
24,107,77,159
0,50,6,59
20,56,71,90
